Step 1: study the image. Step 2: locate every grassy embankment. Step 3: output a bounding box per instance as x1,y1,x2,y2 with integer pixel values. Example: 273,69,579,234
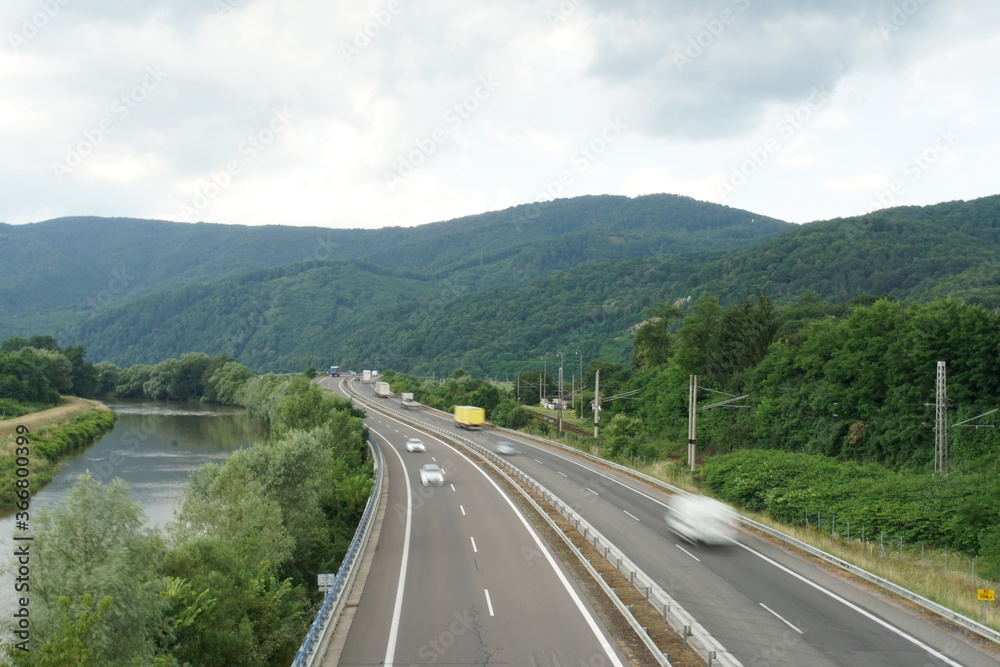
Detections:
0,397,117,506
525,426,1000,633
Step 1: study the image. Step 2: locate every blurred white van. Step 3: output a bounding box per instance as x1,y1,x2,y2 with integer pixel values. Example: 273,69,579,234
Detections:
665,494,736,545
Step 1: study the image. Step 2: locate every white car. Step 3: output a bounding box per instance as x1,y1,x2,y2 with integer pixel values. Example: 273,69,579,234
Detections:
495,441,517,455
405,437,426,453
420,463,445,487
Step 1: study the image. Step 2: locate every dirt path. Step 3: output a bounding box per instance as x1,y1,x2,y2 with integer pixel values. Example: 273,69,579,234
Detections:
0,396,113,452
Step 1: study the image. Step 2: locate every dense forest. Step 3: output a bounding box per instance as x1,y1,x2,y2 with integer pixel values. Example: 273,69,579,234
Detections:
0,194,789,342
0,335,98,417
44,195,1000,375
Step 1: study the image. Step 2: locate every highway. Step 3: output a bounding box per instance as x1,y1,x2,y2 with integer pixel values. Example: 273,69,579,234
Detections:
341,379,1000,667
317,376,633,666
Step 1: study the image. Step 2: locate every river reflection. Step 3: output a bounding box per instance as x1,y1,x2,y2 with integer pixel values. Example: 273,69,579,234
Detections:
1,399,266,613
26,399,268,526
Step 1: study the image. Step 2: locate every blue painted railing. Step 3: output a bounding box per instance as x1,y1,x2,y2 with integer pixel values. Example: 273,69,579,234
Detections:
291,436,384,666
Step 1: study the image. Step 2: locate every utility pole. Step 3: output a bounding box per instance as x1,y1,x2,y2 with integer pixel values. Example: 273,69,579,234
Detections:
576,350,583,418
593,369,600,438
688,375,697,472
557,352,564,433
688,375,749,472
934,361,947,474
558,366,564,433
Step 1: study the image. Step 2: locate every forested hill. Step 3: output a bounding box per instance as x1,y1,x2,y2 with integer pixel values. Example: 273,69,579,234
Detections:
0,194,789,339
69,195,1000,375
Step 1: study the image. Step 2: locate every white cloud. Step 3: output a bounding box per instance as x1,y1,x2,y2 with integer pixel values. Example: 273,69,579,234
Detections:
1,0,999,227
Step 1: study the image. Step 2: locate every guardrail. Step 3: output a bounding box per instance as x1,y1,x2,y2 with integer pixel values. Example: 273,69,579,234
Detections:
347,388,737,666
291,436,384,667
487,424,1000,648
350,388,1000,658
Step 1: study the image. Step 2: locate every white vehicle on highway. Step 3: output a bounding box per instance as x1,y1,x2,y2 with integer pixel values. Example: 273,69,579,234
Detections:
495,441,517,455
405,437,426,453
420,463,445,487
664,494,735,545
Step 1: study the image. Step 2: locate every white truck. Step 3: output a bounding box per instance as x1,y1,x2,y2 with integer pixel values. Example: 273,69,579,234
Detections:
374,381,391,398
362,370,372,383
401,392,419,409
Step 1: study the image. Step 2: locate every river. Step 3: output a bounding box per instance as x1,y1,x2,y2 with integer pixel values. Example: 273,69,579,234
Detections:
1,399,266,614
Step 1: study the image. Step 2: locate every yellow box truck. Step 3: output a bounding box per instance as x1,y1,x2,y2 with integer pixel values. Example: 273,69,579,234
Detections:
454,405,486,430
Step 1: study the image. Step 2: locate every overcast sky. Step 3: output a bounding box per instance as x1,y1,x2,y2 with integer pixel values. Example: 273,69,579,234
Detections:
2,0,997,228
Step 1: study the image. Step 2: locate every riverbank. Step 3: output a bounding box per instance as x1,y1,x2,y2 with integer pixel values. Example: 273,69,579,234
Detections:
0,396,116,506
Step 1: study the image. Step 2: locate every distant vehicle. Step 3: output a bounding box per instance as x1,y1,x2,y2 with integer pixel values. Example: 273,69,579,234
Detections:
454,405,486,430
374,381,391,398
664,495,735,546
495,441,517,455
420,463,445,487
329,365,340,377
401,392,420,409
405,437,426,453
362,370,372,383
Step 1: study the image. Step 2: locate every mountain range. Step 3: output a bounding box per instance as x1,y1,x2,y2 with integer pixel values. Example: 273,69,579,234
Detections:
2,193,998,375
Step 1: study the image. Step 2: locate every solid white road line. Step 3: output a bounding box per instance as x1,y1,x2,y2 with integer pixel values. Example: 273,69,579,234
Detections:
373,427,412,667
737,542,963,666
373,411,626,667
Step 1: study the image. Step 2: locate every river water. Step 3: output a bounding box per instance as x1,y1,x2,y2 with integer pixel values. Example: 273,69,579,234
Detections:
1,399,266,614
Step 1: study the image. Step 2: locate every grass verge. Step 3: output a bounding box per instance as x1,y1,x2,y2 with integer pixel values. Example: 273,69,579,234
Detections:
0,399,117,507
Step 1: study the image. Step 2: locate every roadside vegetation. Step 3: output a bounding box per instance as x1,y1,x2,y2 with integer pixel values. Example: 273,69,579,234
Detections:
382,294,1000,603
3,355,372,665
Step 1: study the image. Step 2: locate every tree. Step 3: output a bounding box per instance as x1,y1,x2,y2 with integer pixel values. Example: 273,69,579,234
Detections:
0,348,59,404
170,460,295,577
632,301,684,369
673,295,723,376
29,474,168,665
6,594,113,666
603,412,643,460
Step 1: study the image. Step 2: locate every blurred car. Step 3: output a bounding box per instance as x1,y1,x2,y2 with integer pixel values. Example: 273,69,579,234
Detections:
420,463,445,487
405,437,426,453
664,494,735,545
495,441,517,455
